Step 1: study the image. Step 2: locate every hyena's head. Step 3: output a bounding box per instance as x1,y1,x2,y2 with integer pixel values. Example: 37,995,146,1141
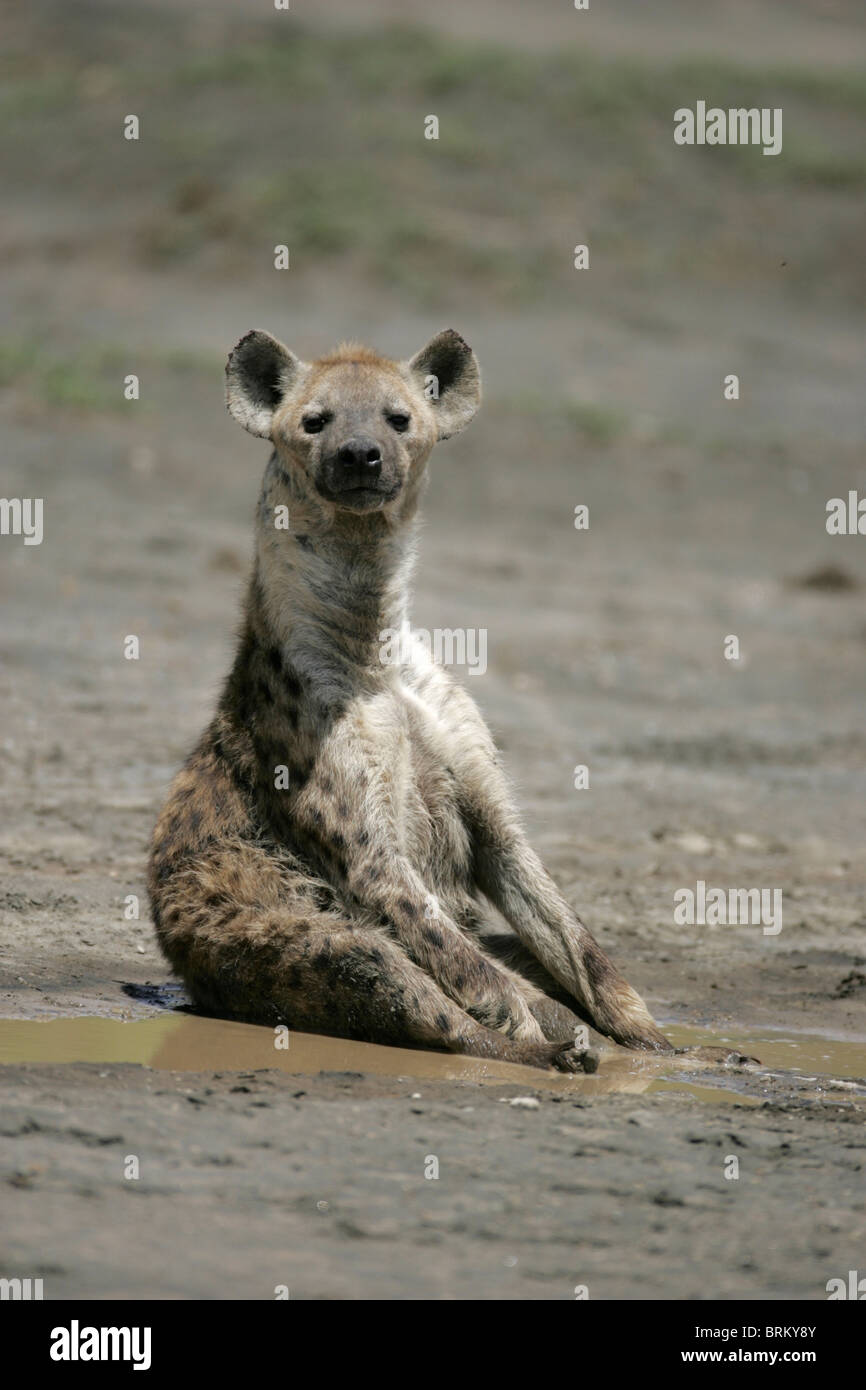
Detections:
226,329,480,514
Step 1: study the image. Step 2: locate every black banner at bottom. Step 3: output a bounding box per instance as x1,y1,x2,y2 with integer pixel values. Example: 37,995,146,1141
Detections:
3,1297,860,1375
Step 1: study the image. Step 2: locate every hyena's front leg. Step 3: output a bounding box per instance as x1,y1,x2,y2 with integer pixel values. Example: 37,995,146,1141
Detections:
347,852,546,1043
293,723,554,1042
465,794,670,1051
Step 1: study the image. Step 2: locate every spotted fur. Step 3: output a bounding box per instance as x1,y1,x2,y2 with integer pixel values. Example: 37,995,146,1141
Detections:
148,329,670,1070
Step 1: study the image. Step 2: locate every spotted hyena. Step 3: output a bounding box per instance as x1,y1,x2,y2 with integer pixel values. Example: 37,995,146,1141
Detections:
148,328,676,1072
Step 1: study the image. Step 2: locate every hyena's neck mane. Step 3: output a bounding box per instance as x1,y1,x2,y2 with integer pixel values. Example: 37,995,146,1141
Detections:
242,452,421,705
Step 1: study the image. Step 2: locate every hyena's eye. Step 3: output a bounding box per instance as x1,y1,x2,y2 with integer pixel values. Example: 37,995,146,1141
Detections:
387,413,410,432
302,413,328,434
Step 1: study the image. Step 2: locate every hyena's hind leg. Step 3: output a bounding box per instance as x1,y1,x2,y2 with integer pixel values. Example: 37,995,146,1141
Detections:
262,924,585,1069
157,889,585,1071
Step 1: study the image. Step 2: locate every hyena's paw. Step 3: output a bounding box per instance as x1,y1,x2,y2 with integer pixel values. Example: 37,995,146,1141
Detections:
465,981,546,1044
519,1039,600,1073
675,1045,761,1066
551,1041,601,1074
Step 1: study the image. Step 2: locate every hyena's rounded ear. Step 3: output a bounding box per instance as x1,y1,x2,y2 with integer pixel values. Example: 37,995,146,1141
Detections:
406,329,481,440
225,330,308,439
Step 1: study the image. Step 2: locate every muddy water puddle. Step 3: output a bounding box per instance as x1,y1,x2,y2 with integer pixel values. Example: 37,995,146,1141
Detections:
1,1014,864,1105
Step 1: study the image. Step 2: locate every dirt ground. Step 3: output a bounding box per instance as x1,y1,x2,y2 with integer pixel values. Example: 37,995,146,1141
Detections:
1,0,865,1300
1,1062,864,1301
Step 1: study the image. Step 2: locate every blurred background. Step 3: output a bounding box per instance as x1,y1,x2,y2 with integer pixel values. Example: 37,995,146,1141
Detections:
1,0,865,1036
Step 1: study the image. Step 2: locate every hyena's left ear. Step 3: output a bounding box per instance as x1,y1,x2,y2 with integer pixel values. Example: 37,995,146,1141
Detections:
225,330,309,439
406,329,481,440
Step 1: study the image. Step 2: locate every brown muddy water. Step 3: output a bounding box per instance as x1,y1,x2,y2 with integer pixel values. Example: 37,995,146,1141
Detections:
1,1015,864,1106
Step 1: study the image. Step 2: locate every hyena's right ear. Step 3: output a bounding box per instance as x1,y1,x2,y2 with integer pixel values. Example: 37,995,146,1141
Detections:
406,329,481,440
225,330,309,439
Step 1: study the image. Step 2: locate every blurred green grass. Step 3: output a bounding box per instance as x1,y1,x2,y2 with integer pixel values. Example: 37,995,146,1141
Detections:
0,340,221,412
3,21,865,308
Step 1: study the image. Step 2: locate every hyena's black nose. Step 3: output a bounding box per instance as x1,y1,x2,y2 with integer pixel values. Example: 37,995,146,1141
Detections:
336,438,382,484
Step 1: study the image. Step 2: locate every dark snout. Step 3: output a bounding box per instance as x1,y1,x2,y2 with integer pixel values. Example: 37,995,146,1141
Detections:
336,438,382,484
317,436,400,510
